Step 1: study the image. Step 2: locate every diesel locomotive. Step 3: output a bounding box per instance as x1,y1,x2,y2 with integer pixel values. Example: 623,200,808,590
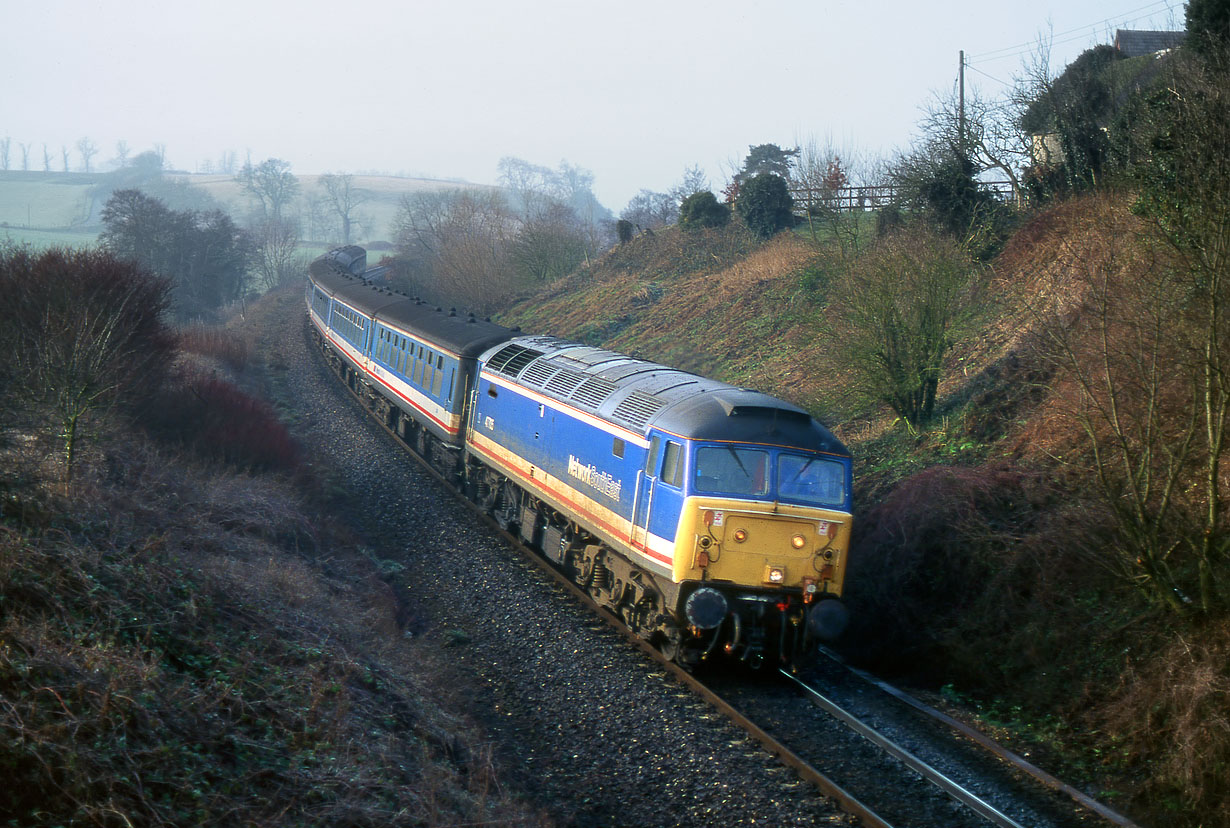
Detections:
307,246,852,666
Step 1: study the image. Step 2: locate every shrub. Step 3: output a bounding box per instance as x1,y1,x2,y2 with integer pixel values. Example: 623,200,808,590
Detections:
147,368,299,471
615,218,634,243
678,190,730,230
735,173,794,239
178,325,251,372
1,246,174,482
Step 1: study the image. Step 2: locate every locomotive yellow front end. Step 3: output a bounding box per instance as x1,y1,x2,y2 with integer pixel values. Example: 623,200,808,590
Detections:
675,502,849,604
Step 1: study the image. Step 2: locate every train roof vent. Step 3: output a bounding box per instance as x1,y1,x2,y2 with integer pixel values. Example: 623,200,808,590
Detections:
487,344,544,377
520,359,558,388
722,402,810,423
611,390,667,430
571,376,619,409
544,367,587,397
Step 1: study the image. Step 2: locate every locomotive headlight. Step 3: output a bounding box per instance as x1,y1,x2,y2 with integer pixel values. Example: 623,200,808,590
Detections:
765,565,786,584
790,533,807,550
733,528,749,543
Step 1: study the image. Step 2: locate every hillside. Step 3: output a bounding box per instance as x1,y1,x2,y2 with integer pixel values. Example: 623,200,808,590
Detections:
494,197,1230,826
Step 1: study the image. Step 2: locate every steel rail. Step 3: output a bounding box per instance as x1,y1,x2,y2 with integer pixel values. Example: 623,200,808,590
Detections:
780,669,1028,828
816,648,1144,828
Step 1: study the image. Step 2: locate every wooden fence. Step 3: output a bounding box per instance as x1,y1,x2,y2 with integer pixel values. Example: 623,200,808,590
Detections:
789,181,1016,214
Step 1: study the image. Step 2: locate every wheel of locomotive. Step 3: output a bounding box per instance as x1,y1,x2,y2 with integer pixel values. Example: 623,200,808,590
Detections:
656,629,683,663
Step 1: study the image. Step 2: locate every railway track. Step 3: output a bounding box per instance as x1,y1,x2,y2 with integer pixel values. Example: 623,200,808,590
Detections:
312,316,1142,828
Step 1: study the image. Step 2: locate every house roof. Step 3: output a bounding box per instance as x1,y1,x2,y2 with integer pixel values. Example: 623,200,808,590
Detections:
1114,29,1186,57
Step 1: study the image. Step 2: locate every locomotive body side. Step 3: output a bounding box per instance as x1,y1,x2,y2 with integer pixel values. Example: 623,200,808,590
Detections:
469,335,853,664
468,361,663,574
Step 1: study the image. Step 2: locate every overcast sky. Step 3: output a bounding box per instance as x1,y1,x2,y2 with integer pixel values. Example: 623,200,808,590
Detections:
2,0,1184,210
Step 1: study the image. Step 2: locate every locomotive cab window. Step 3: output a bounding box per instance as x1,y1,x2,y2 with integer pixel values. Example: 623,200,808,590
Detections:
661,440,684,488
645,436,661,477
694,446,769,497
777,454,847,507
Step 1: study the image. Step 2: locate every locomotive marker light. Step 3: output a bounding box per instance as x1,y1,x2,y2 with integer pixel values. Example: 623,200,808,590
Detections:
733,528,749,543
791,533,807,549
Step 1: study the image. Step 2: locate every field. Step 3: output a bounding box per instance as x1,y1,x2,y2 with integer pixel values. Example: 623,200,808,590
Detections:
0,170,485,250
0,172,98,244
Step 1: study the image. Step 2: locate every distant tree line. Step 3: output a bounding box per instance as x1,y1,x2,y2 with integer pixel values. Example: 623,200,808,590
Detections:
100,189,253,322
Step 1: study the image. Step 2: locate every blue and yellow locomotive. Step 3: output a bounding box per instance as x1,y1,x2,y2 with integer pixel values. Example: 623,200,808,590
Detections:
307,247,852,666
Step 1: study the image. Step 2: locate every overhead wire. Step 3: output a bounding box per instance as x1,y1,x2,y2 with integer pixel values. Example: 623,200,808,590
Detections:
969,0,1177,63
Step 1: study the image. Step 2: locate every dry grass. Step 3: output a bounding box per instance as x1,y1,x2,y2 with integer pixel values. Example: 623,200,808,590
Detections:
0,388,541,828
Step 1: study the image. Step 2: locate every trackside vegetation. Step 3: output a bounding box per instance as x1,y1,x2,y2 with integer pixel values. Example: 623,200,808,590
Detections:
0,248,539,826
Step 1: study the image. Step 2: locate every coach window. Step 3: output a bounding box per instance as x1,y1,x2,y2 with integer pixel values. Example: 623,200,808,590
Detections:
613,438,625,459
661,441,684,488
432,355,444,396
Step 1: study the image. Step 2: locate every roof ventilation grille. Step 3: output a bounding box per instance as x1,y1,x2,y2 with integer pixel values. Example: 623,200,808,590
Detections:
611,390,666,430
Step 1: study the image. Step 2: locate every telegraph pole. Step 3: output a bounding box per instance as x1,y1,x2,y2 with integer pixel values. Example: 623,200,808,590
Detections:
958,50,966,149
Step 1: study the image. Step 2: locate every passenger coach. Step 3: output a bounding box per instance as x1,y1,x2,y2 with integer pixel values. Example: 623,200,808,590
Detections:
306,247,513,469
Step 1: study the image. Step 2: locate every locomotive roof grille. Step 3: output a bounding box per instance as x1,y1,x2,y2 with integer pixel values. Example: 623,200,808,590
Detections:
520,360,558,387
487,344,543,376
544,367,587,396
611,390,667,430
571,376,619,408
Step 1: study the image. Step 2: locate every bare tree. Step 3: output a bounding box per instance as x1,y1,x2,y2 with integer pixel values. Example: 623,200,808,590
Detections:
20,142,30,171
497,156,557,221
237,158,299,222
0,137,10,171
620,190,676,231
792,137,878,255
251,217,301,290
824,225,981,428
393,188,515,310
77,137,98,173
923,85,1030,203
670,164,709,202
317,173,370,244
113,140,130,169
61,145,70,172
42,144,51,172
